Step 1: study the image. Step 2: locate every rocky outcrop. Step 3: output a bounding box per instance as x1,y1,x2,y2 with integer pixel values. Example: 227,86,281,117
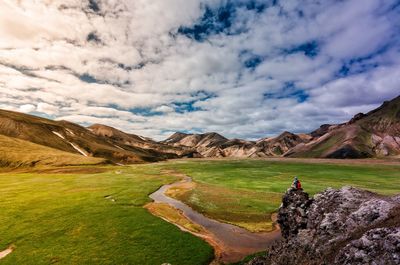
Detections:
310,124,334,138
347,113,367,125
247,187,400,265
277,188,313,239
335,227,400,264
371,134,400,156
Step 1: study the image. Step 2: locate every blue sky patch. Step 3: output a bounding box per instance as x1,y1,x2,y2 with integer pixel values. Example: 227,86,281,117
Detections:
264,82,309,103
240,50,264,69
285,41,319,58
245,1,267,13
173,101,203,113
244,56,263,69
129,107,164,117
88,0,100,12
87,32,101,43
191,90,217,101
178,5,234,41
177,1,271,41
335,45,392,77
79,73,99,83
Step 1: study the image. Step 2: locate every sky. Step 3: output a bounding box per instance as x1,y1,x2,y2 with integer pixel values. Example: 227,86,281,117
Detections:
0,0,399,140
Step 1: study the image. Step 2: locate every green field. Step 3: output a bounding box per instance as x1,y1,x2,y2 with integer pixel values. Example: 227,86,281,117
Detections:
159,159,400,232
1,159,399,264
0,165,213,265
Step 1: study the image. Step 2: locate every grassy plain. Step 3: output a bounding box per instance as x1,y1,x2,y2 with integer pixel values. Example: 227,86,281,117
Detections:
1,158,399,264
0,165,213,265
160,159,400,232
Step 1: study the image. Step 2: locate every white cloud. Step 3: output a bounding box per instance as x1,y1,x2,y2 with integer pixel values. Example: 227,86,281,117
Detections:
154,105,175,113
0,0,399,140
37,102,59,115
19,104,36,113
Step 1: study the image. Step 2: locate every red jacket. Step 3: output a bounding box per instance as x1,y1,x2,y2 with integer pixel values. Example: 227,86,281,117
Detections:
297,181,302,189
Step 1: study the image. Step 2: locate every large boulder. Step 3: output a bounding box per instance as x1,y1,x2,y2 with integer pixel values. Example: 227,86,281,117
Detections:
277,188,313,239
247,187,400,265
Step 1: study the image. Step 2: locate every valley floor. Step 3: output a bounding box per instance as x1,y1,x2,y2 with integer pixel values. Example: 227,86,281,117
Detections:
158,158,400,233
0,158,399,264
0,165,213,265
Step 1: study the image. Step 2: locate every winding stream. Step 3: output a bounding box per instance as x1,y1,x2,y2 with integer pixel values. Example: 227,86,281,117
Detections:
149,176,281,263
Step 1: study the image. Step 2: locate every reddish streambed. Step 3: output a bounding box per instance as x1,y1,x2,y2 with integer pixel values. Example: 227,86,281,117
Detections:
149,177,281,263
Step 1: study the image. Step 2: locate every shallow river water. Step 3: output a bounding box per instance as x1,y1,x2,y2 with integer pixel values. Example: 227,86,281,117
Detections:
149,177,281,263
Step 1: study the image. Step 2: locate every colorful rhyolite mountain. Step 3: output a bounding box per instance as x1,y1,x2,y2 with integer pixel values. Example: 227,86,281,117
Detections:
0,95,399,166
286,95,400,158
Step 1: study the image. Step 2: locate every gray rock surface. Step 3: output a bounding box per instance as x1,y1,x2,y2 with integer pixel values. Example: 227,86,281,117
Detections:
247,187,400,265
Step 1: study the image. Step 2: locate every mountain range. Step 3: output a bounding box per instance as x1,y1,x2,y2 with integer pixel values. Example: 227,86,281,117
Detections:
0,95,399,167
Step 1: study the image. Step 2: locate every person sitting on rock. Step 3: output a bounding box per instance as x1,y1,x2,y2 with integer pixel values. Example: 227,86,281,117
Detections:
291,176,302,190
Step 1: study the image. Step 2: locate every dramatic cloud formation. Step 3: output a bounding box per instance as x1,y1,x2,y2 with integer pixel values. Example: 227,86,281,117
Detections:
0,0,399,139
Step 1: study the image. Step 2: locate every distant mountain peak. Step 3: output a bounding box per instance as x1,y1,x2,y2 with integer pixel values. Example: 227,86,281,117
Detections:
277,131,296,138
